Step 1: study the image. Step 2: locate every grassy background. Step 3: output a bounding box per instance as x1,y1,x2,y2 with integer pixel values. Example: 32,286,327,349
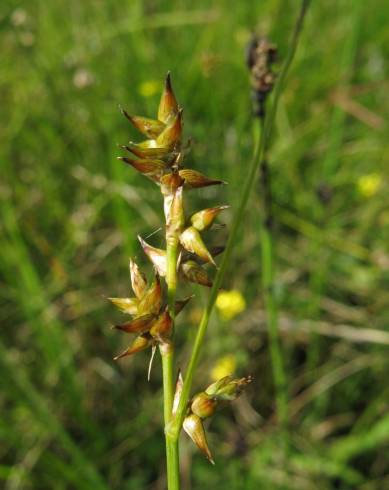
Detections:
1,0,389,488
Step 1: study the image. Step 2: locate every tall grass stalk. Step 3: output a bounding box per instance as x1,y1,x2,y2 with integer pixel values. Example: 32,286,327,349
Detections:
168,0,311,442
307,0,364,389
258,0,312,447
162,239,180,490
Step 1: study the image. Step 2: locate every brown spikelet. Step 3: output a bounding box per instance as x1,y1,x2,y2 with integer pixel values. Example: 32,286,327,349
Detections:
108,297,138,316
149,310,173,341
179,169,225,189
119,157,166,180
158,72,179,124
129,258,147,299
179,227,215,265
113,334,152,360
156,109,183,151
137,274,162,316
125,142,171,159
113,314,155,334
121,109,166,138
190,205,229,231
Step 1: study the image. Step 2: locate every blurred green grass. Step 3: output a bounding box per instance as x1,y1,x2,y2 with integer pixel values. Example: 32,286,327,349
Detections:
1,0,389,488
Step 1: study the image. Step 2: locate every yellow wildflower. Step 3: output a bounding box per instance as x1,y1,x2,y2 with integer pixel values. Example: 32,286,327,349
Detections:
210,355,237,381
357,173,382,198
138,80,160,98
216,289,246,320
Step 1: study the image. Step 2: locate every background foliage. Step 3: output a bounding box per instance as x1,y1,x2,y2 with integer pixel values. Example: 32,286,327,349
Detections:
1,0,388,488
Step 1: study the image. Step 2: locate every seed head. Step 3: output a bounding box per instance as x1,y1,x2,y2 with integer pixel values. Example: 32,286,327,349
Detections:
247,37,277,118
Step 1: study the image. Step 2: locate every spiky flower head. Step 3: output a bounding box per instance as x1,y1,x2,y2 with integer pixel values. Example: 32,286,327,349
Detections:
246,37,277,117
118,74,229,285
108,259,191,365
183,375,252,463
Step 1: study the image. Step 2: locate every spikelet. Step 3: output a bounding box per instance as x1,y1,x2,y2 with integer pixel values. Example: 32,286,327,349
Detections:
180,227,215,265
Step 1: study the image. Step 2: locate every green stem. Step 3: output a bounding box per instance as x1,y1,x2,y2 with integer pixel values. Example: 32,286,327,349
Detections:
161,236,180,489
259,108,288,437
257,0,312,444
162,349,180,490
260,214,288,432
167,0,311,441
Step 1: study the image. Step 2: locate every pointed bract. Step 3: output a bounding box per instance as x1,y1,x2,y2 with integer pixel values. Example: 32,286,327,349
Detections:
156,109,183,151
174,295,194,316
121,109,166,138
166,186,185,234
158,72,179,124
113,314,155,334
179,169,225,189
129,258,147,299
190,205,229,231
181,245,225,264
138,236,167,277
114,334,152,360
119,157,167,179
172,370,184,416
180,227,215,265
108,297,138,316
125,142,171,159
183,414,215,464
147,345,157,381
137,274,162,316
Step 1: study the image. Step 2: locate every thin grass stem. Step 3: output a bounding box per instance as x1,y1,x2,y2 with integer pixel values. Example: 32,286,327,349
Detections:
161,237,180,489
258,0,312,450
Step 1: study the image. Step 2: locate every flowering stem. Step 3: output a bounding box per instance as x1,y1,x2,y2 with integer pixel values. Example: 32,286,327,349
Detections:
162,346,180,490
167,0,310,443
162,236,180,489
258,0,311,437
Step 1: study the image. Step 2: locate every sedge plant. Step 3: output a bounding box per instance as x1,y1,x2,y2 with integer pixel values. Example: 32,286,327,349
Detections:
107,3,310,486
108,74,251,488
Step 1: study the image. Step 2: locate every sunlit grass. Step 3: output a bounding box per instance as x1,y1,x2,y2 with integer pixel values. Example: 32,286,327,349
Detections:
1,0,388,488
